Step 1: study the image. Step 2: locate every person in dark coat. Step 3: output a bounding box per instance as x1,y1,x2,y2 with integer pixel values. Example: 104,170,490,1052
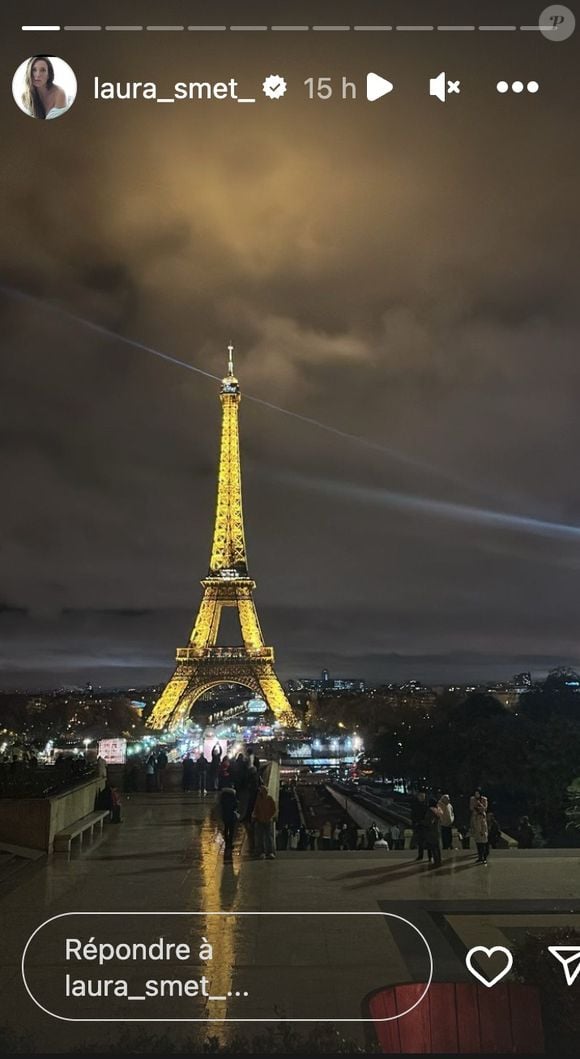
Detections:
241,765,260,855
219,785,238,851
298,825,309,850
245,765,260,813
156,748,168,791
367,823,380,850
95,781,114,812
209,744,222,790
517,815,534,849
231,752,248,793
217,755,232,789
197,754,208,794
277,824,290,850
95,781,122,822
338,823,349,850
411,791,427,860
182,753,195,792
423,799,443,868
488,812,502,849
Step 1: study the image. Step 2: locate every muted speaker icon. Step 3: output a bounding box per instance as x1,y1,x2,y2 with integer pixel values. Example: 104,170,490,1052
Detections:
429,72,461,102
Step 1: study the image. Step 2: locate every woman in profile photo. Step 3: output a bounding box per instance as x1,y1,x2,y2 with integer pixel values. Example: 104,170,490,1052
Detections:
22,55,67,119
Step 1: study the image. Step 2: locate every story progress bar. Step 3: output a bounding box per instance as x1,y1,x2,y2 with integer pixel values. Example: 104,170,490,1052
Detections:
21,24,559,33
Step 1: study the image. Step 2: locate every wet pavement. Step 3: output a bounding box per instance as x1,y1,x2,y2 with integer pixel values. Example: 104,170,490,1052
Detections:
2,791,579,1051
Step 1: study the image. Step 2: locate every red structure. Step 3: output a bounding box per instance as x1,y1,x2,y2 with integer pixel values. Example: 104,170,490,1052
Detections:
368,981,545,1054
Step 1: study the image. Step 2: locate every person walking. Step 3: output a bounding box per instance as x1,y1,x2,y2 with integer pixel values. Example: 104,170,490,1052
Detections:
321,819,332,850
219,784,238,852
391,823,401,849
423,799,443,868
472,797,489,864
438,794,455,850
332,823,341,850
252,782,277,859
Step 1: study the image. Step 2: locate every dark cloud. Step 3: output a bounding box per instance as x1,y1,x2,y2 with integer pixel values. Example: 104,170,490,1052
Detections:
1,0,579,687
61,607,155,618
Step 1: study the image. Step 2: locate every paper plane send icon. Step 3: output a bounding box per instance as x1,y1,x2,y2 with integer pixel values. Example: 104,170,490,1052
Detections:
366,73,394,102
548,946,580,986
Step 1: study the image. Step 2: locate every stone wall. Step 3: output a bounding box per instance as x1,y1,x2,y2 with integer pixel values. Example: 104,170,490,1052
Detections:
0,776,104,853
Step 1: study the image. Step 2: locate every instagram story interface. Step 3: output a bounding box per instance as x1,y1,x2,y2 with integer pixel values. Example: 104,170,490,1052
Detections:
1,2,579,1056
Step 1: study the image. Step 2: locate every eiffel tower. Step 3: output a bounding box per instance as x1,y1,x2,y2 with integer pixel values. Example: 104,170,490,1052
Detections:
147,346,296,731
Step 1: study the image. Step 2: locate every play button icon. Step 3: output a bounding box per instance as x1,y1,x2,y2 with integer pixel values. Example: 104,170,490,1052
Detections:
366,72,394,101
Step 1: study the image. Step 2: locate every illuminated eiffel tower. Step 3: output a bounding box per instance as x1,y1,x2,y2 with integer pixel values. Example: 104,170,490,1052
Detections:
148,346,296,731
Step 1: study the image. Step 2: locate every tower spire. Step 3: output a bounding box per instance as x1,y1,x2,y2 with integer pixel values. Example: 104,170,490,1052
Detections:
211,344,246,574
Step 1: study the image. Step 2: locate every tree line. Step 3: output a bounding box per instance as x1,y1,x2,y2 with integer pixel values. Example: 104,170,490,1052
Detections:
306,670,580,841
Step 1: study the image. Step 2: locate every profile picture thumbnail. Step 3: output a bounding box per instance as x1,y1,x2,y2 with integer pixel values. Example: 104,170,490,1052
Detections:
12,55,77,120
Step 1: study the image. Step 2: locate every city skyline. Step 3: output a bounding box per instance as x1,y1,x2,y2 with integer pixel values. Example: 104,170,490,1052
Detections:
0,659,571,695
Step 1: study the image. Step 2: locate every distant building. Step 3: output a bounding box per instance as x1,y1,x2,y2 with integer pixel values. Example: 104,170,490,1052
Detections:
286,669,366,694
375,680,436,710
486,682,520,709
397,680,436,709
514,672,532,688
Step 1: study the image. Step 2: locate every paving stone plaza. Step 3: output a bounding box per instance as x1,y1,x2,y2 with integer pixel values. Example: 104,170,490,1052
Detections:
1,791,578,1052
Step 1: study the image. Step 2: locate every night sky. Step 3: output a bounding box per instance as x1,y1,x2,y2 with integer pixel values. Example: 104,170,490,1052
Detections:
1,2,579,689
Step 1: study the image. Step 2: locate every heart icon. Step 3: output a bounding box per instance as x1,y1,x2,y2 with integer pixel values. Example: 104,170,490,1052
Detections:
465,946,513,988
